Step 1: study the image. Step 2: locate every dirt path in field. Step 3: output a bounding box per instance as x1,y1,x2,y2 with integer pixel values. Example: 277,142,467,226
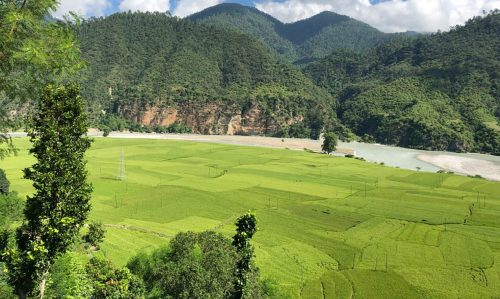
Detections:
104,224,172,238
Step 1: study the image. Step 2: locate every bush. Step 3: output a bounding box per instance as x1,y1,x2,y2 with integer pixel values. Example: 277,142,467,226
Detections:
102,127,111,137
83,221,106,248
86,257,144,299
46,253,93,298
128,231,238,299
0,192,23,227
0,169,9,195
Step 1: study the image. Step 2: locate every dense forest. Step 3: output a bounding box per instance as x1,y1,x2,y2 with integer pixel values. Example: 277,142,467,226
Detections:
78,12,339,139
304,11,500,154
188,3,390,64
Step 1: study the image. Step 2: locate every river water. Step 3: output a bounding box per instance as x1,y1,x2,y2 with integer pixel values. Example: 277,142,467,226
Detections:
338,141,500,180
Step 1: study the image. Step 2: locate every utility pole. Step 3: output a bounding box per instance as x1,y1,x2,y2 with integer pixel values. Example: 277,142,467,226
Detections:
117,148,126,181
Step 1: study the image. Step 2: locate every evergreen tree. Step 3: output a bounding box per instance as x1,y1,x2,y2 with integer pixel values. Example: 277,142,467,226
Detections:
0,84,92,298
232,212,258,299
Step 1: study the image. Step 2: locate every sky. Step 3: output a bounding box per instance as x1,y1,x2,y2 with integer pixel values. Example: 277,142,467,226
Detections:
53,0,500,33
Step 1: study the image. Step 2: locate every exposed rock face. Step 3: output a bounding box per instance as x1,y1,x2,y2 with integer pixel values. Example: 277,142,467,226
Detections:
117,101,288,135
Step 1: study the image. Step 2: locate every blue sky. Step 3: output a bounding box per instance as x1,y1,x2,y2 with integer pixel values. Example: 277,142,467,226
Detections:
55,0,500,33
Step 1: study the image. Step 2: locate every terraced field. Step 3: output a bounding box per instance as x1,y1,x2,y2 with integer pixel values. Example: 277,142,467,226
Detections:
3,138,500,298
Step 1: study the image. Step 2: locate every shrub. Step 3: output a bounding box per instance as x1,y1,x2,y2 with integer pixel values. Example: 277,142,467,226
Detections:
0,169,9,195
128,231,238,299
86,257,144,299
83,221,106,249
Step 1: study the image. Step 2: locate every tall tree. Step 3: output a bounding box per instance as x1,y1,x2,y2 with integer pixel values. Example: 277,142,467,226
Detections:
232,212,258,299
0,84,92,298
0,0,84,159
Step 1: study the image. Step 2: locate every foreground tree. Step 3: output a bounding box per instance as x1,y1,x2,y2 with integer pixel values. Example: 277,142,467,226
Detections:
321,132,338,154
233,212,258,298
129,231,238,299
0,84,92,298
86,257,144,299
45,253,93,299
0,0,84,159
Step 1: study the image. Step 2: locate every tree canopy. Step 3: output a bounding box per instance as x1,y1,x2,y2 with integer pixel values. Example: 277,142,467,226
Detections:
189,3,391,64
78,12,338,138
0,0,84,159
0,84,92,298
304,11,500,154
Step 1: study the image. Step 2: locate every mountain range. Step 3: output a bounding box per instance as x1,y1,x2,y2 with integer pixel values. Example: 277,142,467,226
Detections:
304,11,500,153
188,3,392,64
78,11,339,139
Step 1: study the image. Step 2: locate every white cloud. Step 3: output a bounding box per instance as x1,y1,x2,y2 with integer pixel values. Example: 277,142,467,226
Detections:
173,0,223,17
53,0,110,18
255,0,500,32
119,0,170,12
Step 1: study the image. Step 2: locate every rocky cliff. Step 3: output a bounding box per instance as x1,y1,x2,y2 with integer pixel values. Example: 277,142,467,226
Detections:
116,100,305,136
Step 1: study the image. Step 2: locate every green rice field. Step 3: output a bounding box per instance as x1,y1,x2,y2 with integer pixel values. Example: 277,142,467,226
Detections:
3,138,500,298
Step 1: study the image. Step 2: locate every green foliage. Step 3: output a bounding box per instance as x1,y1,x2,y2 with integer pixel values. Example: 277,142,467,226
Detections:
78,12,336,136
0,169,9,195
322,132,338,154
0,84,92,298
102,127,111,137
305,11,500,154
0,0,84,105
189,4,390,63
0,125,17,161
98,114,130,133
45,253,93,299
128,231,238,299
189,3,297,62
83,221,106,249
86,257,144,299
233,212,258,299
151,123,193,134
0,192,23,228
0,0,84,160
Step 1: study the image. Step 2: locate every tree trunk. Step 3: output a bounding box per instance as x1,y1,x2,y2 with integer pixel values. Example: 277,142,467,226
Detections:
17,290,27,299
38,270,49,299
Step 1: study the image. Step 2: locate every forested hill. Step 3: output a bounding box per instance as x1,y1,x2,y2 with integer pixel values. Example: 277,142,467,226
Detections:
188,3,389,63
78,12,338,138
304,11,500,154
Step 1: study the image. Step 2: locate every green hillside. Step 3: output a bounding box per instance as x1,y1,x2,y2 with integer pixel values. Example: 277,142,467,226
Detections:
188,3,390,63
78,12,337,138
304,11,500,154
188,3,297,62
4,138,500,298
